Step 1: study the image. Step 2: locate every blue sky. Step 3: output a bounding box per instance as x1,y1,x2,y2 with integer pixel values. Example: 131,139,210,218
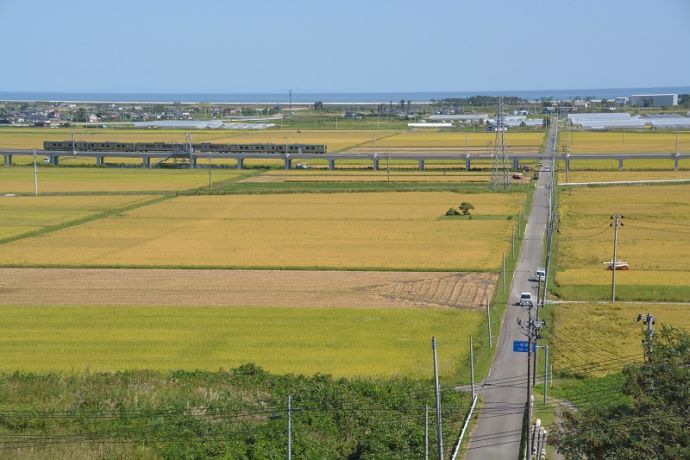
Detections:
0,0,688,93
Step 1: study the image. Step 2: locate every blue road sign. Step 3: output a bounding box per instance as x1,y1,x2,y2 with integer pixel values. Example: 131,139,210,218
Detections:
513,340,536,353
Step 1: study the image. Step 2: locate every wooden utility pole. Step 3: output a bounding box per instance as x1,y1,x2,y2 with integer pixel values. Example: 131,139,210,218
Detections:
610,214,624,302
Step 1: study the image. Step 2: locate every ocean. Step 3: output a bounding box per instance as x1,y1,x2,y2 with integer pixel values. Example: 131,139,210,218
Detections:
0,87,688,104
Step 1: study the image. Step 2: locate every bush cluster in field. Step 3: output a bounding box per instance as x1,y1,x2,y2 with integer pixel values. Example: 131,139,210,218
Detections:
0,365,469,459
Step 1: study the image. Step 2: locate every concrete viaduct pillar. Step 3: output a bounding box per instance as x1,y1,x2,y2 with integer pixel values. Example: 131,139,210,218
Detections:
418,159,425,171
50,155,59,166
143,156,151,168
372,158,379,171
3,154,12,166
674,154,680,171
284,157,292,169
96,156,104,167
512,156,519,171
618,159,624,171
328,159,335,171
236,158,244,169
465,156,471,170
565,155,571,174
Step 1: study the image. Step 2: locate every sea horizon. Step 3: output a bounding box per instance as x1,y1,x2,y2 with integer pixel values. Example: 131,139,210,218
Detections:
0,86,688,104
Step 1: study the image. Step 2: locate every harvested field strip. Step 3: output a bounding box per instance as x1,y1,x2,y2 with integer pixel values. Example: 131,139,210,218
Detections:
0,194,162,242
242,171,492,183
0,305,483,377
0,268,497,309
559,131,690,153
0,192,522,270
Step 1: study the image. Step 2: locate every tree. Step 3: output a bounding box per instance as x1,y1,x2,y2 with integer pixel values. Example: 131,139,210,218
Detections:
459,202,474,216
550,326,690,459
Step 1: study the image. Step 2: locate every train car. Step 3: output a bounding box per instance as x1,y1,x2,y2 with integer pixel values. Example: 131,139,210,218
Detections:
43,141,327,154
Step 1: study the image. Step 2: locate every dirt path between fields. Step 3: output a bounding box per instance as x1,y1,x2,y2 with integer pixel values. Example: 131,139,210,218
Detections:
0,268,496,309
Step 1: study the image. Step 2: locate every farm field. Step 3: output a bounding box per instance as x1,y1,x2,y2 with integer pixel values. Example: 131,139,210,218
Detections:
0,305,482,377
550,302,690,377
0,268,497,309
242,170,492,183
558,130,690,153
559,158,690,172
555,184,690,301
0,192,523,270
357,130,545,152
0,166,246,193
0,195,158,241
559,169,690,184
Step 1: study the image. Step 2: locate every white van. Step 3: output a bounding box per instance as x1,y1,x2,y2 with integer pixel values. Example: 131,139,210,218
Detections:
519,292,533,307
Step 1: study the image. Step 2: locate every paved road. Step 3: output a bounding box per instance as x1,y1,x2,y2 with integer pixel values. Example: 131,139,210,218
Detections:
464,122,556,460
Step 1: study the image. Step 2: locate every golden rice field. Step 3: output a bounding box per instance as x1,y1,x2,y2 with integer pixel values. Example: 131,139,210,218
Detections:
0,195,157,240
551,302,690,377
359,131,545,152
558,158,690,172
0,305,482,377
558,130,690,153
555,184,690,295
0,192,523,270
0,167,245,193
558,169,690,184
242,170,492,183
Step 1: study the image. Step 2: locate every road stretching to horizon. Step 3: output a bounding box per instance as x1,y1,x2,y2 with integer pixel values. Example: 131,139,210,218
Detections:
463,121,556,460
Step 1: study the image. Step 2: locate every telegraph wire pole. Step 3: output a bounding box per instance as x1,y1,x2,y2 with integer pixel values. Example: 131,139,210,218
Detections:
636,313,655,355
32,150,39,197
287,395,292,460
610,214,624,302
425,404,430,460
432,337,444,460
469,335,475,397
517,298,544,460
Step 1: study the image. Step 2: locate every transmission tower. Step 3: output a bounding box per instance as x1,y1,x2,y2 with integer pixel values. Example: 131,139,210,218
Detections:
490,97,511,192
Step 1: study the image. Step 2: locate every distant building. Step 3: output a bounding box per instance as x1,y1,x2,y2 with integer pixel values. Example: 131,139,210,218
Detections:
630,94,678,107
614,97,629,107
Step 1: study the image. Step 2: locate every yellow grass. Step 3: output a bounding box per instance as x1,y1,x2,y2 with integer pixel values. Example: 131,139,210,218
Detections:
0,195,157,240
0,192,523,270
551,302,690,376
559,130,690,153
242,170,492,183
559,158,690,172
0,167,244,193
556,185,690,287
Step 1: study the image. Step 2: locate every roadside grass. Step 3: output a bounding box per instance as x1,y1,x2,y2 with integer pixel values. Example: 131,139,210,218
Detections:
0,191,526,271
0,305,481,378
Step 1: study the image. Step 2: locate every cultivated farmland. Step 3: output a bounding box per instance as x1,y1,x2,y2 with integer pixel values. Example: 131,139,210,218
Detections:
550,302,690,377
0,195,158,241
242,170,492,183
0,167,246,194
555,184,690,301
0,192,523,270
0,305,482,377
558,130,690,153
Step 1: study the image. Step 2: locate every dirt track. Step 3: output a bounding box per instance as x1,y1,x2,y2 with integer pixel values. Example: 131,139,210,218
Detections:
0,268,496,309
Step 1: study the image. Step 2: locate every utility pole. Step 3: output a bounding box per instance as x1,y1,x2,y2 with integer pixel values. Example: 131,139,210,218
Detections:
32,150,39,197
502,253,506,293
511,226,515,259
486,297,492,347
386,151,390,187
424,405,429,460
208,149,212,191
432,337,444,460
637,313,655,355
518,299,544,460
543,345,549,404
287,395,292,460
469,335,475,397
610,214,624,302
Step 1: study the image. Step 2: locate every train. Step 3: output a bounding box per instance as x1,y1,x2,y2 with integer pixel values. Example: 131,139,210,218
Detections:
43,140,327,155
